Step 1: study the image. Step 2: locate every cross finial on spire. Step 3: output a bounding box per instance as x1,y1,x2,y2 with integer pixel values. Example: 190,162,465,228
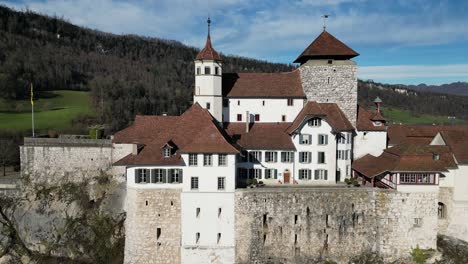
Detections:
207,16,211,36
321,14,330,31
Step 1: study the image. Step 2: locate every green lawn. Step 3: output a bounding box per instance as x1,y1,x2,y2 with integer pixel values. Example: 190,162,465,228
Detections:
382,107,466,125
0,90,94,132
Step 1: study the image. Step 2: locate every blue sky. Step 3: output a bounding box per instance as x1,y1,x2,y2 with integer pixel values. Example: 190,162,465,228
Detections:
3,0,468,85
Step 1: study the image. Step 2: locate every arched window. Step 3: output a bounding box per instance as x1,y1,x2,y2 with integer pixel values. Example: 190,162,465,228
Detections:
438,202,446,219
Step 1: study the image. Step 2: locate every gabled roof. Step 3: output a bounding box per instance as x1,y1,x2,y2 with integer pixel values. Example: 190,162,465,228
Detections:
225,123,295,150
388,124,468,146
113,103,238,166
195,33,221,61
439,130,468,164
286,101,354,134
356,105,386,131
294,31,359,64
352,145,456,178
222,71,305,98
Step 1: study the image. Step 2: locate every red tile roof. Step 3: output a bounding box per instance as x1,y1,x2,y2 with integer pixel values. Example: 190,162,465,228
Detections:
356,105,386,131
195,33,221,61
353,145,456,178
113,103,238,166
439,130,468,164
294,31,359,64
286,101,354,133
388,124,468,146
222,70,306,98
225,123,295,150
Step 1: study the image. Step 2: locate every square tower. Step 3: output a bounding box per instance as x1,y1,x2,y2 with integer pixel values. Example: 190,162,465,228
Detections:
295,31,359,126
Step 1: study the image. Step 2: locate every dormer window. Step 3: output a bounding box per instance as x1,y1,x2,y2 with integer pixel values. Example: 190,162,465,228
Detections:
433,154,440,161
308,118,321,127
374,121,382,126
163,147,171,158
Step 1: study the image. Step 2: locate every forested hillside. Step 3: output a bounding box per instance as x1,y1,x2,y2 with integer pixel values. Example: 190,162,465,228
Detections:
0,6,293,131
407,82,468,96
358,80,468,120
1,5,468,133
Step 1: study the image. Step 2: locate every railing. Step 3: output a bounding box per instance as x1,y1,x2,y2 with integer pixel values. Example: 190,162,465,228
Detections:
23,137,112,147
379,176,396,189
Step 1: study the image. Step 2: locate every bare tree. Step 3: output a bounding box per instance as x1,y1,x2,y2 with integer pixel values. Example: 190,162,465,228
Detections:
0,139,16,177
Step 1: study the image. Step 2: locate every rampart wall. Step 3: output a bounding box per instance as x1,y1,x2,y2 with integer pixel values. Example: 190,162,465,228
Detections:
235,188,437,264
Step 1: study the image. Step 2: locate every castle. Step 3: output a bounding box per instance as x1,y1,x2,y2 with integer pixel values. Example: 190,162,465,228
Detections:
20,19,468,264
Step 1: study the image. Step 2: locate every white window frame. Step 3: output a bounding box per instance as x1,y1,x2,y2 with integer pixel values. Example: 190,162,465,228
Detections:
203,154,213,166
163,147,171,158
249,151,262,163
218,154,227,166
251,168,262,179
265,169,277,179
298,169,311,180
281,152,294,163
265,151,277,163
299,151,311,163
314,169,328,180
154,169,164,183
191,177,199,190
318,134,328,145
218,177,225,190
189,154,198,166
136,169,149,183
299,134,312,145
308,118,321,127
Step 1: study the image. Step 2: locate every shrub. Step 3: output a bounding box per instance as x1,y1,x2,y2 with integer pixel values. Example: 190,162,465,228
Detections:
411,245,430,264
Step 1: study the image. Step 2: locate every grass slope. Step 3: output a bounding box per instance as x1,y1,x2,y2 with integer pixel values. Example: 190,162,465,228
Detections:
382,107,466,125
0,90,94,132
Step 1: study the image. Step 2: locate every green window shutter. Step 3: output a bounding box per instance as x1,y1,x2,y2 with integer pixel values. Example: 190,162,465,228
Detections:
151,169,156,183
135,169,140,183
168,169,174,183
162,169,167,183
325,170,328,180
145,169,150,183
274,169,278,179
308,170,312,180
178,169,183,183
314,170,319,180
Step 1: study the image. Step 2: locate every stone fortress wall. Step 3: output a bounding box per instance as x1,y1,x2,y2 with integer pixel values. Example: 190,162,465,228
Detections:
124,188,182,264
20,140,446,264
299,60,358,126
20,137,133,184
235,188,437,264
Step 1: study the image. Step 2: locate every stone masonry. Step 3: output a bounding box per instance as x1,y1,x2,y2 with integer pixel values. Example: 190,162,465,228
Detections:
20,137,132,184
124,188,182,264
235,188,437,264
299,60,358,126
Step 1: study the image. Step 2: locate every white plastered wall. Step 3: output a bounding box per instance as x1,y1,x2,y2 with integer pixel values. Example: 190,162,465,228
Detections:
354,131,387,159
224,98,304,123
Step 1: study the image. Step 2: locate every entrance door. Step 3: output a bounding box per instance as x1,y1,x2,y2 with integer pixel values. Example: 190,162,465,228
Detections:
284,171,291,184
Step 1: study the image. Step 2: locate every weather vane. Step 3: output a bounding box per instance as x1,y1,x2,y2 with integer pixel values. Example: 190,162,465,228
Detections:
321,14,330,31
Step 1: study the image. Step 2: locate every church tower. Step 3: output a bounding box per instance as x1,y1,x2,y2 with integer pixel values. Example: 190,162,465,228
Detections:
193,17,223,122
296,29,359,126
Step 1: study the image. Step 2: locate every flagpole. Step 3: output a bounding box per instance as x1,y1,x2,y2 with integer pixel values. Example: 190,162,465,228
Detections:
31,82,35,138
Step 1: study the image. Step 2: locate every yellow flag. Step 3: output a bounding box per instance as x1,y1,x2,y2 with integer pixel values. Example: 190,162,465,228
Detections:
30,83,34,106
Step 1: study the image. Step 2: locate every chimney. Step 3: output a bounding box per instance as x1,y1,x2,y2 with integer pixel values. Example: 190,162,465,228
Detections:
132,144,138,155
245,111,250,133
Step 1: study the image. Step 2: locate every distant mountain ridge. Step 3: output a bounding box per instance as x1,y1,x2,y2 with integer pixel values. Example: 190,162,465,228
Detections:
406,82,468,96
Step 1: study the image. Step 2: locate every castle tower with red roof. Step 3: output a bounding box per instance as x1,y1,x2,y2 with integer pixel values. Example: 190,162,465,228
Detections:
193,17,223,122
296,30,359,126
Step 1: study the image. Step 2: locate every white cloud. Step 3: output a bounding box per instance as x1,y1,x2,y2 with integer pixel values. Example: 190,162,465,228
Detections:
359,64,468,80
